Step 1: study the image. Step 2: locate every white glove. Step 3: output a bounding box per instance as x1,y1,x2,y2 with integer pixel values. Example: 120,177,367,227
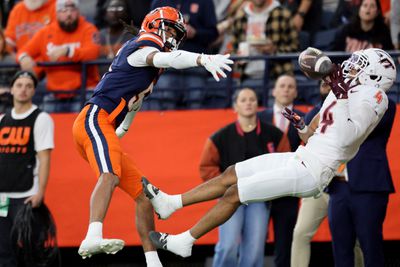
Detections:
115,126,128,138
115,99,142,138
200,54,233,82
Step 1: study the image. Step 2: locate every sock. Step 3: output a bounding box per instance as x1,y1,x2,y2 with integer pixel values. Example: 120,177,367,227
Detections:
86,221,103,239
182,230,196,243
167,230,196,258
171,194,183,210
145,251,162,267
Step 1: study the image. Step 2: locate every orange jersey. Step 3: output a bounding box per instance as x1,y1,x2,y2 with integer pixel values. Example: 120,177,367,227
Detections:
18,16,100,91
5,0,56,51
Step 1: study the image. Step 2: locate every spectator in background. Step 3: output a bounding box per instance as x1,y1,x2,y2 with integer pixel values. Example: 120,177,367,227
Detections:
231,0,298,84
257,74,301,267
17,0,100,112
328,98,396,267
5,0,56,78
331,0,394,52
150,0,218,109
5,0,55,54
210,0,245,54
390,0,400,49
0,70,54,266
280,0,322,35
0,30,17,114
199,88,290,267
98,0,132,75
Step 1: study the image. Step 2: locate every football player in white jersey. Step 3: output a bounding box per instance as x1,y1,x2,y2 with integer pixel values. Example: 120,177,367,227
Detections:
141,48,397,258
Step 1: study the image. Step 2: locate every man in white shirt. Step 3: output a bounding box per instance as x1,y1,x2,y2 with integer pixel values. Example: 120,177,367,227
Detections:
258,74,302,267
0,70,54,266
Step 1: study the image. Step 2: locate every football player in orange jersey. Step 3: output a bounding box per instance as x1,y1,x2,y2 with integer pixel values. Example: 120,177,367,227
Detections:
72,6,233,265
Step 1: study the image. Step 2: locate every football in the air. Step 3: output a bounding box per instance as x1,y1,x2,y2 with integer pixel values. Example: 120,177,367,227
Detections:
298,47,333,80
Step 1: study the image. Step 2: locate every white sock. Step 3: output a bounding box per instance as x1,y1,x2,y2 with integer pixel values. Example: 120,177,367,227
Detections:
86,222,103,239
145,251,162,267
171,194,183,210
167,230,196,258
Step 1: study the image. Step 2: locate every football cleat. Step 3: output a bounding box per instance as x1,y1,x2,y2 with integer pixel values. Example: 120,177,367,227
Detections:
78,238,125,259
142,177,176,219
149,231,169,250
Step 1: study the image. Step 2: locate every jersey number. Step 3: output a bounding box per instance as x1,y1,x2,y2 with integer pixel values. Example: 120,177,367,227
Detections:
374,91,383,104
320,101,337,133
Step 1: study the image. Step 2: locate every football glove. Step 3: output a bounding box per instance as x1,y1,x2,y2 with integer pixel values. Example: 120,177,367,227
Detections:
282,107,306,131
323,64,351,99
200,54,233,82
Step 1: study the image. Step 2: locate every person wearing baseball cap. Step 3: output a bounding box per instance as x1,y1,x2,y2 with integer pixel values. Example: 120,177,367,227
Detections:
17,0,100,112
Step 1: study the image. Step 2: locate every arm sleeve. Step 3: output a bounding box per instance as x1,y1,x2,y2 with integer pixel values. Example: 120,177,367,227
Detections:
152,50,200,69
333,92,388,147
68,24,100,61
127,46,160,67
34,112,55,152
199,139,221,181
115,99,143,138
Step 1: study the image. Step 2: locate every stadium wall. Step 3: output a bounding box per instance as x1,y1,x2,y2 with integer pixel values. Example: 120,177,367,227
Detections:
46,107,400,246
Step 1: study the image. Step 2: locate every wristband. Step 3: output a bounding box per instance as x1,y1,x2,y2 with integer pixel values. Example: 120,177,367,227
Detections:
298,125,308,134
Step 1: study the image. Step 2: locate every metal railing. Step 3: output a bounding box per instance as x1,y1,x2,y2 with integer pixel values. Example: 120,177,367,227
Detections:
1,51,399,111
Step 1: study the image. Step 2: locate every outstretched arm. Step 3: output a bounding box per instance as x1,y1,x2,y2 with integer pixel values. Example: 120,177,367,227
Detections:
149,51,233,82
127,46,233,82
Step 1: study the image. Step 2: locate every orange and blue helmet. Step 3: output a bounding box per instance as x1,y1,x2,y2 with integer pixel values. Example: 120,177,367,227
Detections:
140,6,187,51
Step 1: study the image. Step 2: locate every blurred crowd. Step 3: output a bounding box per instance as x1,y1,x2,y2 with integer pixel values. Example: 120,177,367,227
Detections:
0,0,399,113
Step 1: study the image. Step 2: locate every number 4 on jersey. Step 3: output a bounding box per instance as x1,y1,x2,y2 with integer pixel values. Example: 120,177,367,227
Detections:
320,101,337,133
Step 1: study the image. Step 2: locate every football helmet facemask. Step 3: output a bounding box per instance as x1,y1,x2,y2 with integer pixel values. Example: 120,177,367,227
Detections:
140,6,187,51
341,48,397,92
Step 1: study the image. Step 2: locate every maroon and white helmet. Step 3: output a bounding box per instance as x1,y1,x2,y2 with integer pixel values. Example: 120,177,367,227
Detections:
341,48,397,92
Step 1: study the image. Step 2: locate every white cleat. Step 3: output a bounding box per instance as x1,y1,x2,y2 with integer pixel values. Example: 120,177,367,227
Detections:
78,238,125,259
142,177,177,220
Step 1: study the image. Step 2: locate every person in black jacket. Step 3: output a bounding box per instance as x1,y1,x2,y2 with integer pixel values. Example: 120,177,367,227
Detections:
328,98,396,267
199,87,290,267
